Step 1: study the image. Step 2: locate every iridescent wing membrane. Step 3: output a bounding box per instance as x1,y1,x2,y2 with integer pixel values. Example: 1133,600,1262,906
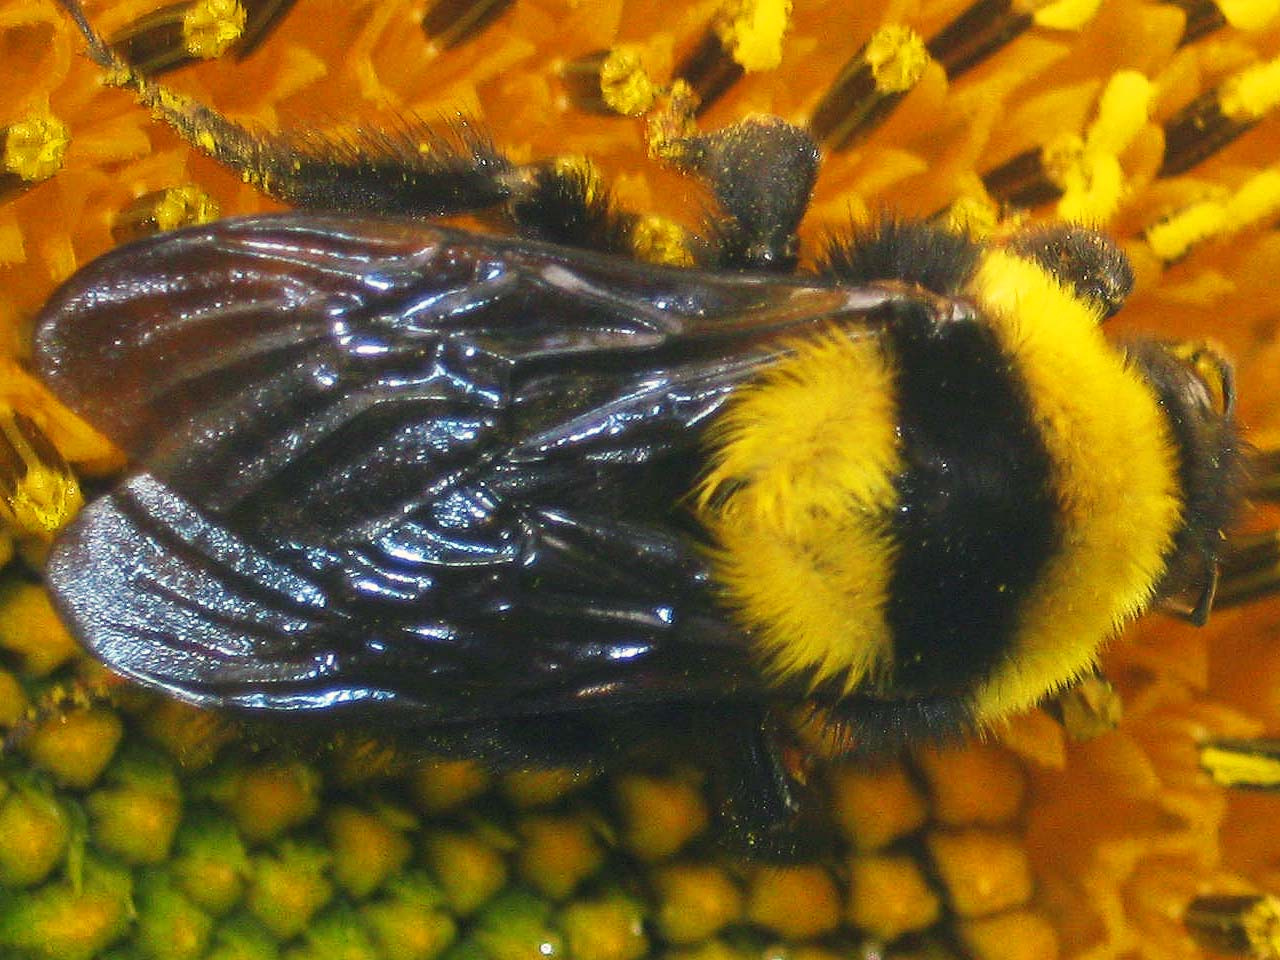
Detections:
35,214,900,758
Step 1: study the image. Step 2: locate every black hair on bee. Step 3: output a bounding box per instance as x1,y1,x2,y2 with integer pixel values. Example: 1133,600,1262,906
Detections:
33,0,1246,856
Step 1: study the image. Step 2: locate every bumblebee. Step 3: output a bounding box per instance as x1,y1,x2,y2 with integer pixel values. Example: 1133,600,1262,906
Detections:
34,0,1243,854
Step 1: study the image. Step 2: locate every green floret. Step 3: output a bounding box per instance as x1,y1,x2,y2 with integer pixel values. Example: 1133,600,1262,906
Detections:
0,856,134,960
421,829,509,916
515,813,604,900
613,772,709,861
470,889,564,960
85,746,182,866
0,776,71,887
246,841,335,941
324,804,414,899
282,904,379,960
199,759,322,844
360,872,457,960
170,811,252,916
21,708,123,790
133,870,214,960
651,862,744,944
499,768,593,808
560,892,649,960
0,579,81,678
407,760,491,814
137,700,238,771
204,914,281,960
0,666,29,727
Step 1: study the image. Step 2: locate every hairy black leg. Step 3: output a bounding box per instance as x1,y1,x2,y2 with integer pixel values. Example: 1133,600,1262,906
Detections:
504,156,646,255
1005,223,1134,318
59,0,815,268
55,0,658,257
695,706,830,860
59,0,510,213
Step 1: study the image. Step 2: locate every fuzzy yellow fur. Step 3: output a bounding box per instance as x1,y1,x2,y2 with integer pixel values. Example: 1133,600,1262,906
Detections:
968,251,1182,722
695,331,900,692
696,254,1181,726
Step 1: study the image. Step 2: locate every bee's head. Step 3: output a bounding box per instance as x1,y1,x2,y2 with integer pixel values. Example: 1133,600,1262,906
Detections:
1122,338,1247,624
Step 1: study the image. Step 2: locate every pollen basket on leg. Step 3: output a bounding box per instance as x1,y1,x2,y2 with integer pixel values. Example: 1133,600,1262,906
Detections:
694,331,900,692
969,251,1184,723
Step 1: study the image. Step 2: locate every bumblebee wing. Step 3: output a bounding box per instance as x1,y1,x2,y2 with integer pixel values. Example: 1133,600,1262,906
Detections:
35,214,878,724
36,215,860,534
46,472,343,708
46,471,744,726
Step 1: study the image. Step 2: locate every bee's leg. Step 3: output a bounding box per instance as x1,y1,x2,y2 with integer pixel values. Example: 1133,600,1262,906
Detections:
698,705,830,860
1197,527,1280,611
57,1,500,212
56,0,675,259
499,156,661,258
663,116,821,273
1003,223,1135,318
58,0,790,269
1161,446,1277,618
816,217,983,295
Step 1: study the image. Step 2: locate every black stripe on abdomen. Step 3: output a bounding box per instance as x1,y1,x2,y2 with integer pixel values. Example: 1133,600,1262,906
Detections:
882,303,1059,698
